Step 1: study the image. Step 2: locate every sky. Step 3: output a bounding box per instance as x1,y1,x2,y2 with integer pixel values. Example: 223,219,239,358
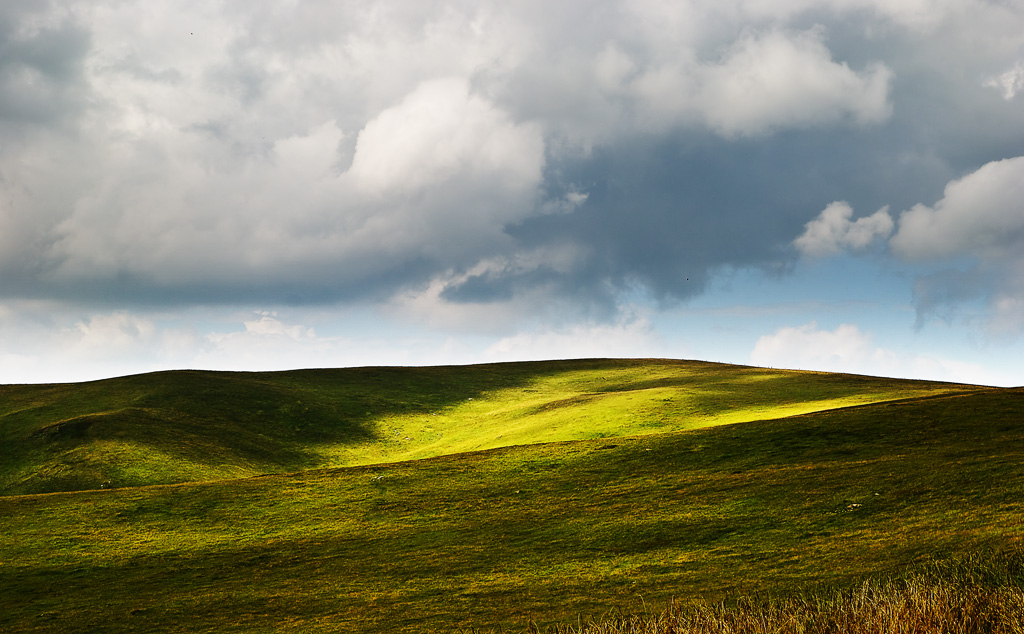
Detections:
1,0,1024,386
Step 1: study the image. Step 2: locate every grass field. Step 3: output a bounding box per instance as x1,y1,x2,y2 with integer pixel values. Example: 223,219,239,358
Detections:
533,554,1024,633
1,359,1021,632
0,359,970,496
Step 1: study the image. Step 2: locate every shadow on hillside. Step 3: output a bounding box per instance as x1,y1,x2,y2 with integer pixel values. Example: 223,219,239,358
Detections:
1,359,642,494
3,359,988,495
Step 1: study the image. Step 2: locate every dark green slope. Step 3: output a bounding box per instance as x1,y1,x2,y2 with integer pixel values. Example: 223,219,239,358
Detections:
0,359,977,496
2,387,1022,633
0,363,531,494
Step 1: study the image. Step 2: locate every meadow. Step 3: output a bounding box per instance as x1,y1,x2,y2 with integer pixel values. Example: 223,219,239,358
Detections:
0,359,965,495
1,359,1021,632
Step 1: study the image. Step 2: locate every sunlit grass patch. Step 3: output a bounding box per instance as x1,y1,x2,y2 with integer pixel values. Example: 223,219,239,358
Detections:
2,386,1023,632
3,359,978,495
0,362,1018,633
305,361,978,469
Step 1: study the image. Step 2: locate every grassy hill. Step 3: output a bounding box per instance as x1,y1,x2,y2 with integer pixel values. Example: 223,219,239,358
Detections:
1,359,1021,633
0,359,974,496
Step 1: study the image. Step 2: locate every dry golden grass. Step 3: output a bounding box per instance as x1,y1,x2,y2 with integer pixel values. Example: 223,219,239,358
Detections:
528,562,1024,634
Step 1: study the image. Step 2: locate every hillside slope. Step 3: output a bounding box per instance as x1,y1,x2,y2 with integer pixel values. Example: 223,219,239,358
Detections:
2,386,1022,633
0,359,979,495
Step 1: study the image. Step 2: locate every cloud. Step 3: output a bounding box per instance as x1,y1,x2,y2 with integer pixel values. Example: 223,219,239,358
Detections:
990,293,1024,336
338,76,546,263
484,318,663,362
347,78,543,195
794,201,893,257
0,0,1020,326
723,0,972,30
0,5,91,130
985,62,1024,100
751,322,885,370
0,306,440,383
33,77,545,298
692,28,893,137
0,304,664,384
0,0,1022,388
0,307,172,383
908,259,1024,335
67,312,157,354
890,156,1024,261
0,307,336,382
750,321,998,384
383,244,600,334
199,312,333,369
238,311,315,339
909,267,990,327
886,156,1024,334
487,24,893,145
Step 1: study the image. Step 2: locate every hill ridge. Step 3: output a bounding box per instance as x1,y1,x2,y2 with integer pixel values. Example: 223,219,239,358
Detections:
0,358,988,496
2,366,1022,632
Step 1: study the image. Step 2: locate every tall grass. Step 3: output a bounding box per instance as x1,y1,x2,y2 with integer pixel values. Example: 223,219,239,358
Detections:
528,555,1024,634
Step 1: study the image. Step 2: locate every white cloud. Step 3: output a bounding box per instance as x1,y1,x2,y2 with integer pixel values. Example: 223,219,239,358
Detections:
750,321,1002,384
67,312,156,353
692,28,893,137
199,312,334,369
985,61,1024,100
0,1,938,308
751,322,883,370
773,0,973,30
890,155,1024,261
540,188,589,215
990,293,1024,336
383,244,592,334
346,77,543,196
337,77,546,262
0,308,359,382
1,0,1024,387
40,77,546,287
502,25,894,144
883,155,1024,336
794,201,893,257
239,311,315,339
0,308,172,383
484,318,663,362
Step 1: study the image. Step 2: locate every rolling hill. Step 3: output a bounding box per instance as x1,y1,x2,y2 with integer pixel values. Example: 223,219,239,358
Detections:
1,359,1021,633
0,359,976,496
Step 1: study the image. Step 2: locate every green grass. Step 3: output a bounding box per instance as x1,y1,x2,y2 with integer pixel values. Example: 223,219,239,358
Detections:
0,359,971,495
0,360,1021,633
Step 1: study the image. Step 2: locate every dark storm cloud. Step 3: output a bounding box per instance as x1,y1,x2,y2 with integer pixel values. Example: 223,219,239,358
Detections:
456,118,955,308
0,6,90,128
1,0,1023,333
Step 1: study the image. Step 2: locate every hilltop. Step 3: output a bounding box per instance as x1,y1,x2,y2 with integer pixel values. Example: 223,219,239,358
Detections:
1,359,1021,633
0,359,976,495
